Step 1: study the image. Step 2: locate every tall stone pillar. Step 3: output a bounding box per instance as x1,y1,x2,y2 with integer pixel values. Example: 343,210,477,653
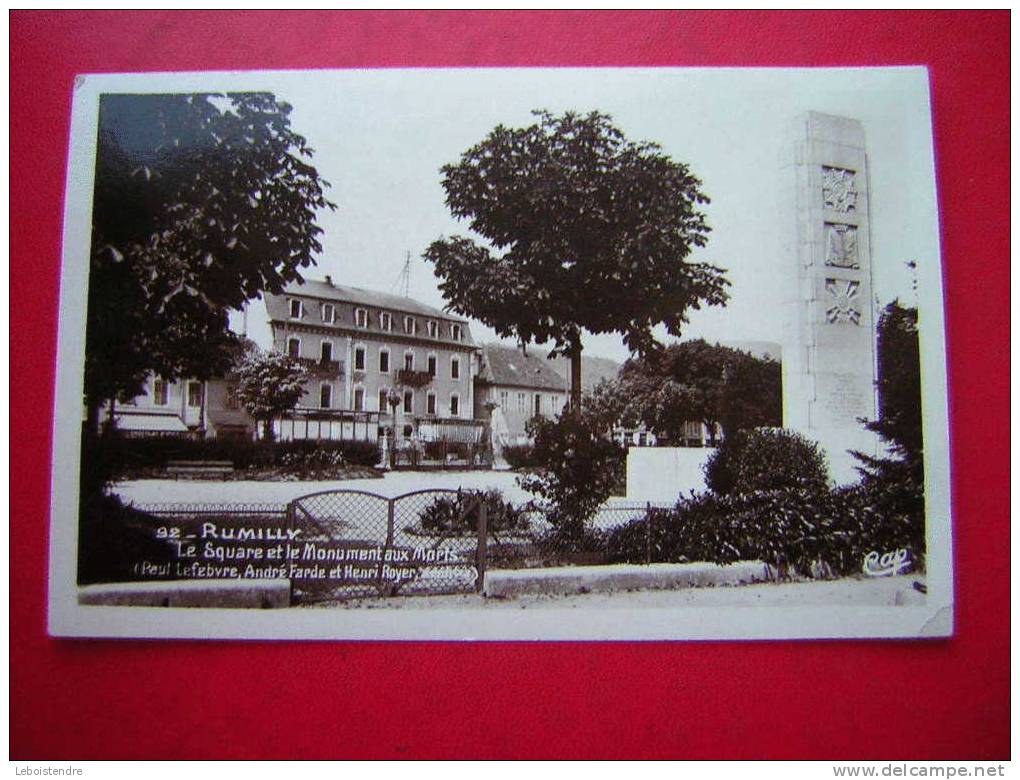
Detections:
781,112,879,484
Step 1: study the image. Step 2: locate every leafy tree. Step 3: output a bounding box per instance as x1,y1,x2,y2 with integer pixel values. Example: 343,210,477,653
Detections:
518,410,626,541
853,299,924,533
582,377,634,434
859,299,923,468
85,92,333,435
617,340,781,443
716,347,783,438
424,110,729,409
234,348,308,442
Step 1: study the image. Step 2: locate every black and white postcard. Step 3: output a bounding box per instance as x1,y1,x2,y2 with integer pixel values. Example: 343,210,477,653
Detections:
48,67,952,639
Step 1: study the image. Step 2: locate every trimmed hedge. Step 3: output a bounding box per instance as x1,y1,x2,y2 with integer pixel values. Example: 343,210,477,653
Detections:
501,443,536,469
606,481,925,578
95,434,382,474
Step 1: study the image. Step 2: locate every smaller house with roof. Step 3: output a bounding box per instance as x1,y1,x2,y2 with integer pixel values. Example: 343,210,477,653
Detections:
97,372,254,441
474,344,568,443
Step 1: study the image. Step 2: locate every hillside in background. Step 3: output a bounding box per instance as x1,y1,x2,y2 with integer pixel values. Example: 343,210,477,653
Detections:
482,339,782,396
481,343,621,393
722,340,782,362
536,350,623,394
536,341,781,393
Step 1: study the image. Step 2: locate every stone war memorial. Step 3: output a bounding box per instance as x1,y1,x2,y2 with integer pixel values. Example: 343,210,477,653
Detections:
782,112,879,485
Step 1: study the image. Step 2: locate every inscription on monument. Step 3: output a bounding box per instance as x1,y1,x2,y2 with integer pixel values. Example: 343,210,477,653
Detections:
822,166,858,212
822,373,868,425
824,278,861,325
824,223,859,269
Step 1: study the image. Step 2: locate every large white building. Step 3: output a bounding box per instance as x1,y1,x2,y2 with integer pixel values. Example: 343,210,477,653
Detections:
262,276,482,445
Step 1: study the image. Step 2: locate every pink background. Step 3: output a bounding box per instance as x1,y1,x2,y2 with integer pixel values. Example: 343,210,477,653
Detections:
10,11,1010,759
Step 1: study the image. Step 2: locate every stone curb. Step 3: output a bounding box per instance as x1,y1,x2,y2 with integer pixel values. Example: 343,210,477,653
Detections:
78,579,291,608
483,561,770,598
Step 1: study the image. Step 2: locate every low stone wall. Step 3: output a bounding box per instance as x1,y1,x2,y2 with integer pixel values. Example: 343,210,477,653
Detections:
625,446,715,502
78,579,291,608
483,561,768,599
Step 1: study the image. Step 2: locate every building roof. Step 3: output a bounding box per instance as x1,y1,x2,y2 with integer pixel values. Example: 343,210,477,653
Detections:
114,410,189,432
477,344,569,392
264,277,475,348
273,277,463,322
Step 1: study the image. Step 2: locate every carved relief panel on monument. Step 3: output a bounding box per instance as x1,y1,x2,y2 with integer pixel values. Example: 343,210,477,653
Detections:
821,166,858,212
824,278,861,325
824,223,859,269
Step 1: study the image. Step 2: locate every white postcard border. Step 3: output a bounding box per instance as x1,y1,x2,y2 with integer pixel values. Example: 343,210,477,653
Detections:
47,68,954,641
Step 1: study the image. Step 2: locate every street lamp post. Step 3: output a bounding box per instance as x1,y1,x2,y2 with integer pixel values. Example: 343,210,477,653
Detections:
386,389,401,469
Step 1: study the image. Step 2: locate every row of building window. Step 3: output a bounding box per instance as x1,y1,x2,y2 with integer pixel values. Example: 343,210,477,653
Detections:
287,337,463,379
143,379,203,408
289,299,463,341
139,377,463,418
338,386,461,417
497,390,564,416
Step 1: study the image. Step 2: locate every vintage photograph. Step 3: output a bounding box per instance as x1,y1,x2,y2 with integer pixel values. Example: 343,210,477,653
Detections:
48,67,951,639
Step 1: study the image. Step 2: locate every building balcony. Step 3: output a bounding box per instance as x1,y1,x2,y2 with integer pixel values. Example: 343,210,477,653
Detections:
297,357,343,376
396,369,433,388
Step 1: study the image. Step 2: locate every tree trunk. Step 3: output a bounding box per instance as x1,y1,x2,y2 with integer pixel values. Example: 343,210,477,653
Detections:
569,341,583,413
106,397,116,434
85,396,101,449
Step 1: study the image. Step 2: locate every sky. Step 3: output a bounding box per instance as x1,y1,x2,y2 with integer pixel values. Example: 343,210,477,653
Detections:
228,67,940,362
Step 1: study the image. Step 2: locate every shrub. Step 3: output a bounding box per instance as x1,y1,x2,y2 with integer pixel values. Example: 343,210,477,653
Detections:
605,484,924,578
416,489,531,538
267,440,382,471
518,412,626,541
530,525,609,565
502,443,536,469
279,447,345,470
704,428,829,496
335,440,382,467
702,437,738,495
606,493,748,567
93,434,381,475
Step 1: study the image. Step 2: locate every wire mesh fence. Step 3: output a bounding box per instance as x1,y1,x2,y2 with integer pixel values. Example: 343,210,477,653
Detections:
483,502,676,570
284,488,487,601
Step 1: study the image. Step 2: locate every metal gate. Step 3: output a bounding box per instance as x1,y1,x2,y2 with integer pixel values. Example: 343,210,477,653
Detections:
286,489,487,602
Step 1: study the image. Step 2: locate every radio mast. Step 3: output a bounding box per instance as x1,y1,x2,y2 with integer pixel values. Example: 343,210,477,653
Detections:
393,251,412,297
